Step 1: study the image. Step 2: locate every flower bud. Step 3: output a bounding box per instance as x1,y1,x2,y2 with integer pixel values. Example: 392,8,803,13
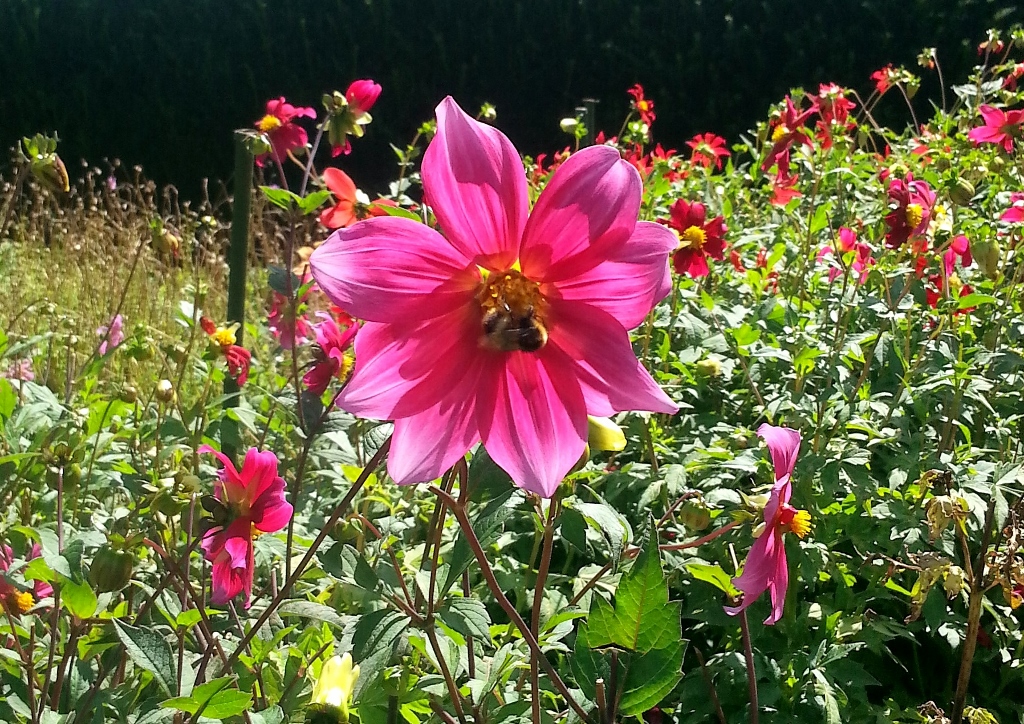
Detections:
695,358,723,378
972,238,1001,280
120,385,138,404
308,653,360,723
156,379,175,403
89,545,134,593
679,501,711,531
560,118,579,133
587,416,626,452
948,177,975,207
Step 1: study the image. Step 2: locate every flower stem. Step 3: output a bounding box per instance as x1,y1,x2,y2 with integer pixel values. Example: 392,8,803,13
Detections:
431,485,593,724
739,610,759,724
532,498,559,724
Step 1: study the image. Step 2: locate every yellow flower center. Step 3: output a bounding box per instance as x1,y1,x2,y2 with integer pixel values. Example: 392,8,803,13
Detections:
679,225,707,250
905,203,924,228
637,100,651,113
258,115,282,133
778,504,811,538
210,327,237,349
477,267,548,353
771,125,789,143
11,591,34,614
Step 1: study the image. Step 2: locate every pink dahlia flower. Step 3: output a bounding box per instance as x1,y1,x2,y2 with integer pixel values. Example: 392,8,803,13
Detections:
943,234,973,277
304,312,358,395
310,97,678,497
1001,192,1024,223
819,227,875,283
97,314,124,355
726,423,807,625
967,105,1024,153
255,97,316,167
199,446,293,607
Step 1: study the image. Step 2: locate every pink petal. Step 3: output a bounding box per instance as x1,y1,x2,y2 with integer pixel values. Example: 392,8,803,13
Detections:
337,305,481,420
547,300,677,417
479,346,588,497
519,145,642,281
543,221,675,330
250,479,293,533
725,528,781,617
310,216,479,324
765,538,790,624
386,362,489,484
421,97,528,269
756,424,801,481
239,448,283,502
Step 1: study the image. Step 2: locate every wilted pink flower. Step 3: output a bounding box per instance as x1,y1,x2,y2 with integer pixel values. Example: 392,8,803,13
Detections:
255,97,316,167
819,227,875,283
310,97,678,497
268,292,312,350
304,312,358,395
884,174,935,248
199,446,293,607
761,96,817,172
664,200,726,278
943,235,973,277
726,424,807,625
967,105,1024,153
1001,192,1024,223
97,314,124,355
2,359,34,381
685,133,730,170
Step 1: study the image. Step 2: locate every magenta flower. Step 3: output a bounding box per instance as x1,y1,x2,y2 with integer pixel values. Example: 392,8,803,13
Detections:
664,200,726,278
310,97,678,497
346,79,382,115
97,314,124,355
726,424,808,625
884,174,935,249
199,446,293,607
255,97,316,167
943,234,973,277
967,105,1024,153
819,227,875,283
1,359,34,381
1001,192,1024,223
304,312,358,395
268,292,313,350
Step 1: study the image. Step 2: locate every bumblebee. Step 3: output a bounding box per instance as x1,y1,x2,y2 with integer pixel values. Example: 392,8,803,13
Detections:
481,302,549,352
198,494,233,535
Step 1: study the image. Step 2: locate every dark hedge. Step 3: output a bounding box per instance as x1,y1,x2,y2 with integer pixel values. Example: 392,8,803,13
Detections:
0,0,1015,197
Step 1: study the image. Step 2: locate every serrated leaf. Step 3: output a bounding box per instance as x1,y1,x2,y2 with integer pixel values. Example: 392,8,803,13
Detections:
442,488,523,596
277,600,349,630
439,597,492,641
685,562,740,597
618,640,686,717
112,619,177,697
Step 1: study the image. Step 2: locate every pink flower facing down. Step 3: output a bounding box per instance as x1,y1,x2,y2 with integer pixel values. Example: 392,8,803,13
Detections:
819,227,875,283
199,446,293,607
726,424,809,625
968,105,1024,153
255,97,316,167
1002,192,1024,223
97,314,124,355
685,133,730,171
310,97,678,497
943,234,973,277
327,79,383,157
268,289,313,350
303,312,358,395
664,200,726,278
884,174,936,249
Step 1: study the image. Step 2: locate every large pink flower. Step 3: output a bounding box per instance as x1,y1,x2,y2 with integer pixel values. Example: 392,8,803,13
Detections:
198,446,293,607
310,97,678,497
726,424,807,625
967,105,1024,153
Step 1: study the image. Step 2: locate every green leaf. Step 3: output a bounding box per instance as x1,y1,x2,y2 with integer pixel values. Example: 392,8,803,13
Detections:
442,487,523,596
260,186,302,211
112,619,177,697
376,203,422,222
277,600,350,630
351,609,411,701
162,677,233,714
60,578,97,619
439,597,492,641
685,562,740,597
618,640,686,717
957,293,996,310
0,379,15,419
298,189,332,215
586,523,680,654
267,265,301,297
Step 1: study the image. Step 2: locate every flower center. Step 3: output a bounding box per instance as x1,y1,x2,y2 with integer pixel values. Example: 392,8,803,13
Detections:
771,125,789,143
477,268,548,353
778,504,811,539
905,203,924,229
211,328,237,349
258,114,283,133
9,590,33,614
679,225,707,249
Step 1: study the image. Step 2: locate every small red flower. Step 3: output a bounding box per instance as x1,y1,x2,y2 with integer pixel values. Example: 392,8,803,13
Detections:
770,167,802,206
762,96,817,172
808,83,856,148
967,105,1024,153
870,65,898,94
884,174,936,249
320,168,360,229
1001,192,1024,223
255,97,316,167
1003,63,1024,91
685,133,730,170
926,273,974,314
978,38,1005,56
664,200,726,278
730,250,746,273
627,84,656,126
224,346,252,386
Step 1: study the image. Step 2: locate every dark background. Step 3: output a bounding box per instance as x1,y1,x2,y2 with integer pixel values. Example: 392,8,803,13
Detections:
0,0,1017,198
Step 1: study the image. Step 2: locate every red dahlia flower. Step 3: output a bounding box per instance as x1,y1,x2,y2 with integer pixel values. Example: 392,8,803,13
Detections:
726,424,808,625
200,317,253,386
310,97,678,497
809,83,856,148
255,97,316,167
685,133,730,170
871,64,898,94
627,84,656,126
967,105,1024,153
665,200,727,278
884,174,935,248
199,446,293,607
761,96,817,172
